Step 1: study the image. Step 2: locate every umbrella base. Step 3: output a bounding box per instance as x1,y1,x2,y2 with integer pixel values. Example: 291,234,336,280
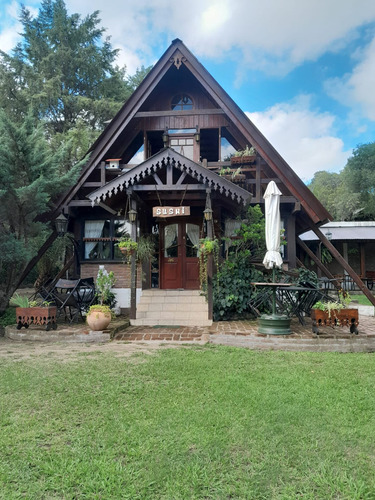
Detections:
258,314,292,335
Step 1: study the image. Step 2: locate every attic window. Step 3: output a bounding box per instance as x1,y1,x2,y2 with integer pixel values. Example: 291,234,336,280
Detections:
171,94,193,110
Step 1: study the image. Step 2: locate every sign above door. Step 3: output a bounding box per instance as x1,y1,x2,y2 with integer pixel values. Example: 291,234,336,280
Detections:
153,206,191,217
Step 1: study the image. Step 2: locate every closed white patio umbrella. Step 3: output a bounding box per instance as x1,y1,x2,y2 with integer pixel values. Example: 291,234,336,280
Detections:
257,181,291,334
263,180,283,271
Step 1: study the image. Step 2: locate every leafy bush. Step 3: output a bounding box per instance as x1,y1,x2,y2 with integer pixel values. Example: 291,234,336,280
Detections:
213,252,264,320
0,308,16,328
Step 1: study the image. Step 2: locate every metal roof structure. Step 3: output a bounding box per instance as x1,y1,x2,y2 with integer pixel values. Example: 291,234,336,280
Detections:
300,222,375,241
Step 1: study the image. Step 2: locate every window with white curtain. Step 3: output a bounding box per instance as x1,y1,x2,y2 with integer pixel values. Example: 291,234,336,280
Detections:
83,219,131,260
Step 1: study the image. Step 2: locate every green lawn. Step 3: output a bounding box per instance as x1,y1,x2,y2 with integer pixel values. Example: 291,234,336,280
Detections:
351,294,375,306
1,346,375,499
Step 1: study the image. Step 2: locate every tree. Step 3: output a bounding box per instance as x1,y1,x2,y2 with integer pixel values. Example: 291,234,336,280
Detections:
341,142,375,219
0,108,84,313
0,0,150,135
308,170,361,221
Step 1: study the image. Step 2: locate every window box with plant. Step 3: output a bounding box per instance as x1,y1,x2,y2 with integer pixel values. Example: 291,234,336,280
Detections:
311,290,359,334
10,294,57,331
219,167,246,182
230,145,257,166
86,267,116,331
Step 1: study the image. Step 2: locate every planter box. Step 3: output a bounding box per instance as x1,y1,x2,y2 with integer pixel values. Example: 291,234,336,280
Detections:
16,306,57,331
311,308,359,334
231,155,256,166
221,173,246,182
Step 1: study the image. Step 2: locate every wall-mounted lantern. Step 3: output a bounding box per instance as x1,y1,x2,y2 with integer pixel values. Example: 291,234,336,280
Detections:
203,207,213,221
194,125,200,143
128,208,137,223
55,213,69,236
325,231,333,241
162,128,169,147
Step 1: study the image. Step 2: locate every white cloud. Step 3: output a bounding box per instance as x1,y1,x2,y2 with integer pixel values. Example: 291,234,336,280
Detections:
325,35,375,120
0,2,39,53
65,0,375,76
246,96,351,181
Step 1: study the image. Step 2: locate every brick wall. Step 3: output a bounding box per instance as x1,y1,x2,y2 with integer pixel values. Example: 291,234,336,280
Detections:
81,263,142,288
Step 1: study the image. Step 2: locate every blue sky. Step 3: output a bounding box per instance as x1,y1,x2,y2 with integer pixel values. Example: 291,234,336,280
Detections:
1,0,375,181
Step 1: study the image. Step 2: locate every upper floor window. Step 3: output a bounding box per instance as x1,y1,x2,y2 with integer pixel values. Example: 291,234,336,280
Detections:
171,94,193,111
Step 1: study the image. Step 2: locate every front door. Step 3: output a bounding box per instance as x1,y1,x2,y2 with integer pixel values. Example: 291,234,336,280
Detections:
160,222,200,289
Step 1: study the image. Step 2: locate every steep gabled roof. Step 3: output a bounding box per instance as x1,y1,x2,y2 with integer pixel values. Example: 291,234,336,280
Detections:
87,148,252,207
58,38,331,225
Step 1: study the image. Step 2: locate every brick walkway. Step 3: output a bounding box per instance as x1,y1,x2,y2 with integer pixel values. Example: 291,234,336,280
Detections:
113,315,375,352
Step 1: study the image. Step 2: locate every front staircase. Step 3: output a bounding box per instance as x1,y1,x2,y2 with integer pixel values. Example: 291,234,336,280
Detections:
130,289,212,327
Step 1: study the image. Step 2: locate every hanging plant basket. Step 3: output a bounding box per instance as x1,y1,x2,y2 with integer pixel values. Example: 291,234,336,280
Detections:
119,246,136,256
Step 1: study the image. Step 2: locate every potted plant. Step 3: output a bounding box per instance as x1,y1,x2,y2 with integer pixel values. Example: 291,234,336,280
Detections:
231,145,257,166
198,238,220,291
311,290,359,334
86,267,116,331
136,234,156,263
219,166,246,182
117,237,138,257
10,293,57,331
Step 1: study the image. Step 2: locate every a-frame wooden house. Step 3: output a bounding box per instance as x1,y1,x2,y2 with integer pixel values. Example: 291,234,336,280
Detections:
51,38,374,326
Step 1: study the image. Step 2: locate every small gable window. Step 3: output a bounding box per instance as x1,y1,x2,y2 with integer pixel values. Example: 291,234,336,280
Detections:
171,94,193,110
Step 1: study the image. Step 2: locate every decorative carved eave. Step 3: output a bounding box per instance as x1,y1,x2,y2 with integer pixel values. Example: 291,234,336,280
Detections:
87,148,251,207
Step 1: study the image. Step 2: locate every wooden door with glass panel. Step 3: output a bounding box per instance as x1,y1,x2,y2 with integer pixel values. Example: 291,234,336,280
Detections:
160,221,200,289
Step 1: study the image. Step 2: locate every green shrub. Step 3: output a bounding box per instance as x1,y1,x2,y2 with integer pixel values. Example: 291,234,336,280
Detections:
213,252,264,320
0,308,16,328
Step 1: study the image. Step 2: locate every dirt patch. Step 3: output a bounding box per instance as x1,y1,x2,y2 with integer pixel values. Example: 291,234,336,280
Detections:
0,336,186,362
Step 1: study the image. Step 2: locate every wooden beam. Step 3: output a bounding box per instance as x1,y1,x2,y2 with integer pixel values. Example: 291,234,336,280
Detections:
360,243,366,278
16,231,58,289
308,225,375,306
68,200,92,207
292,202,301,214
153,173,163,185
130,198,137,320
135,109,225,118
83,182,102,188
98,202,117,215
133,184,207,191
287,214,296,269
297,237,339,286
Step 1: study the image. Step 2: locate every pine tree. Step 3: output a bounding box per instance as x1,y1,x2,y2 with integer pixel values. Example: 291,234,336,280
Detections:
0,108,84,312
0,0,150,134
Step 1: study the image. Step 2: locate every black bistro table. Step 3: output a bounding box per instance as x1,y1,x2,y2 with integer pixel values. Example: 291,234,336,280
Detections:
250,282,294,335
276,285,327,325
250,283,325,325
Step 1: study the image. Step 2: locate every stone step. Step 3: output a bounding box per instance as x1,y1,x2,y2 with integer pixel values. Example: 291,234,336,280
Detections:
132,289,212,327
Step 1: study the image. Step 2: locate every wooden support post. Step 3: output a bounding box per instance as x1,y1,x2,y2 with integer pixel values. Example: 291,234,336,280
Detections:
206,189,213,320
360,243,366,278
308,225,375,306
16,231,58,289
297,237,339,287
255,161,261,203
129,195,137,320
287,214,296,269
100,161,106,186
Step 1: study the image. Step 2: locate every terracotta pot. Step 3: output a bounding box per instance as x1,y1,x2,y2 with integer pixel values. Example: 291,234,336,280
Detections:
16,306,57,331
119,247,136,256
311,308,359,334
86,310,111,331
